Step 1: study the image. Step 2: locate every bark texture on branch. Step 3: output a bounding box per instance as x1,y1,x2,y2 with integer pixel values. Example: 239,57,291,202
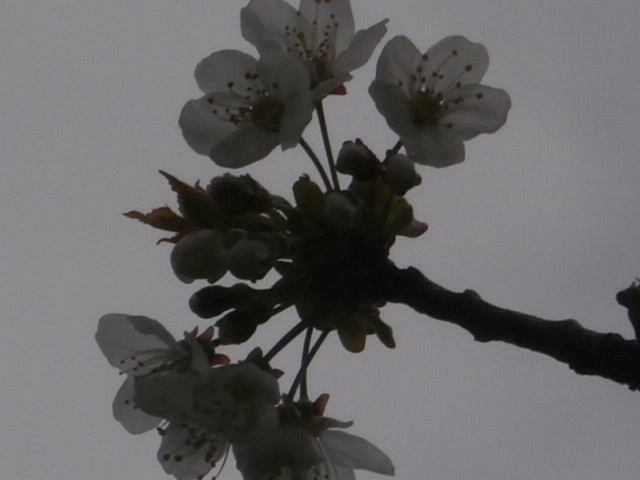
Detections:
378,264,640,391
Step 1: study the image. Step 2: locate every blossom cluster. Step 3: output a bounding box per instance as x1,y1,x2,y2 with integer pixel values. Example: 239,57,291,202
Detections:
97,0,511,479
96,314,394,480
179,0,509,169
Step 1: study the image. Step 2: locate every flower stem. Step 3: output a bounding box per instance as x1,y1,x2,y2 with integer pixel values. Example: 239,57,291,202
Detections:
263,320,308,363
299,327,314,401
316,102,340,190
287,329,330,400
389,139,403,156
299,137,333,191
271,301,293,317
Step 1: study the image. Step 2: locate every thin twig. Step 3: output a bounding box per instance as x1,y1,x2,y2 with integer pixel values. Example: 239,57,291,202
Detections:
316,102,340,190
389,139,403,156
287,330,330,399
263,321,308,363
299,137,332,191
299,327,314,401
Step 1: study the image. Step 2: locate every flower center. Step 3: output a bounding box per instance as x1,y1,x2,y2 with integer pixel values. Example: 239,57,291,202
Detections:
118,348,189,376
410,90,444,125
251,97,284,131
282,8,339,86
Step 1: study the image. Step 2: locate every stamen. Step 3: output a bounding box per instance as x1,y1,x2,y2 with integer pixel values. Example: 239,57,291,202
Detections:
205,72,281,128
425,49,459,92
118,349,184,375
438,68,472,96
159,422,226,478
315,436,339,480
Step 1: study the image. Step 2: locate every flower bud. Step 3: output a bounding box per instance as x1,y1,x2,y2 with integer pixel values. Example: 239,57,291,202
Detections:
383,153,421,195
170,229,228,284
323,191,359,231
216,309,260,345
207,173,270,215
215,300,271,345
336,140,382,180
189,283,258,319
228,237,275,281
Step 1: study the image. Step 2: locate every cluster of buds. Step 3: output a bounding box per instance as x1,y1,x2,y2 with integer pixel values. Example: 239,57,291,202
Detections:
127,145,426,352
126,171,286,284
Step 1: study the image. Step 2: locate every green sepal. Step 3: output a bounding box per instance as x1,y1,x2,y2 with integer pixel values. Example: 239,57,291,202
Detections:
160,170,221,228
381,196,414,239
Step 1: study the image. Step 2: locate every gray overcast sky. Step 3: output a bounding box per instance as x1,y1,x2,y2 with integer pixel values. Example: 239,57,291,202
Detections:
2,1,640,479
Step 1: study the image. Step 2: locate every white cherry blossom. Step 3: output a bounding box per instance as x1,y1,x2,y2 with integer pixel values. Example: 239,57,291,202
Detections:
179,49,314,168
95,314,210,434
241,0,388,99
156,421,227,480
233,401,394,480
129,374,230,480
134,362,281,444
369,35,511,167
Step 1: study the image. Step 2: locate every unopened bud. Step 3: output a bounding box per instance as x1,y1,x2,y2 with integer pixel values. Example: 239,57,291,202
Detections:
170,229,228,284
228,237,275,281
336,140,382,181
617,280,640,340
384,153,421,195
372,317,396,349
189,283,258,318
215,301,271,344
207,173,270,215
323,191,359,231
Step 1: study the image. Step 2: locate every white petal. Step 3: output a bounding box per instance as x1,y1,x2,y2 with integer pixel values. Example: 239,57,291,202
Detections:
368,81,417,140
157,422,225,480
241,0,307,53
195,50,258,94
320,430,395,475
312,74,352,100
189,363,280,443
375,36,423,95
423,35,489,94
112,376,162,434
185,334,211,373
279,93,314,149
258,53,314,140
178,98,236,157
334,19,388,76
333,465,356,480
300,0,354,54
210,126,280,168
233,425,322,477
440,84,511,139
96,314,180,371
284,462,355,480
258,51,311,103
134,375,195,419
408,128,466,168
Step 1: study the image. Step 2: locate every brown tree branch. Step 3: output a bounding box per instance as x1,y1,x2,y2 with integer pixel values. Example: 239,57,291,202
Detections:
376,264,640,391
